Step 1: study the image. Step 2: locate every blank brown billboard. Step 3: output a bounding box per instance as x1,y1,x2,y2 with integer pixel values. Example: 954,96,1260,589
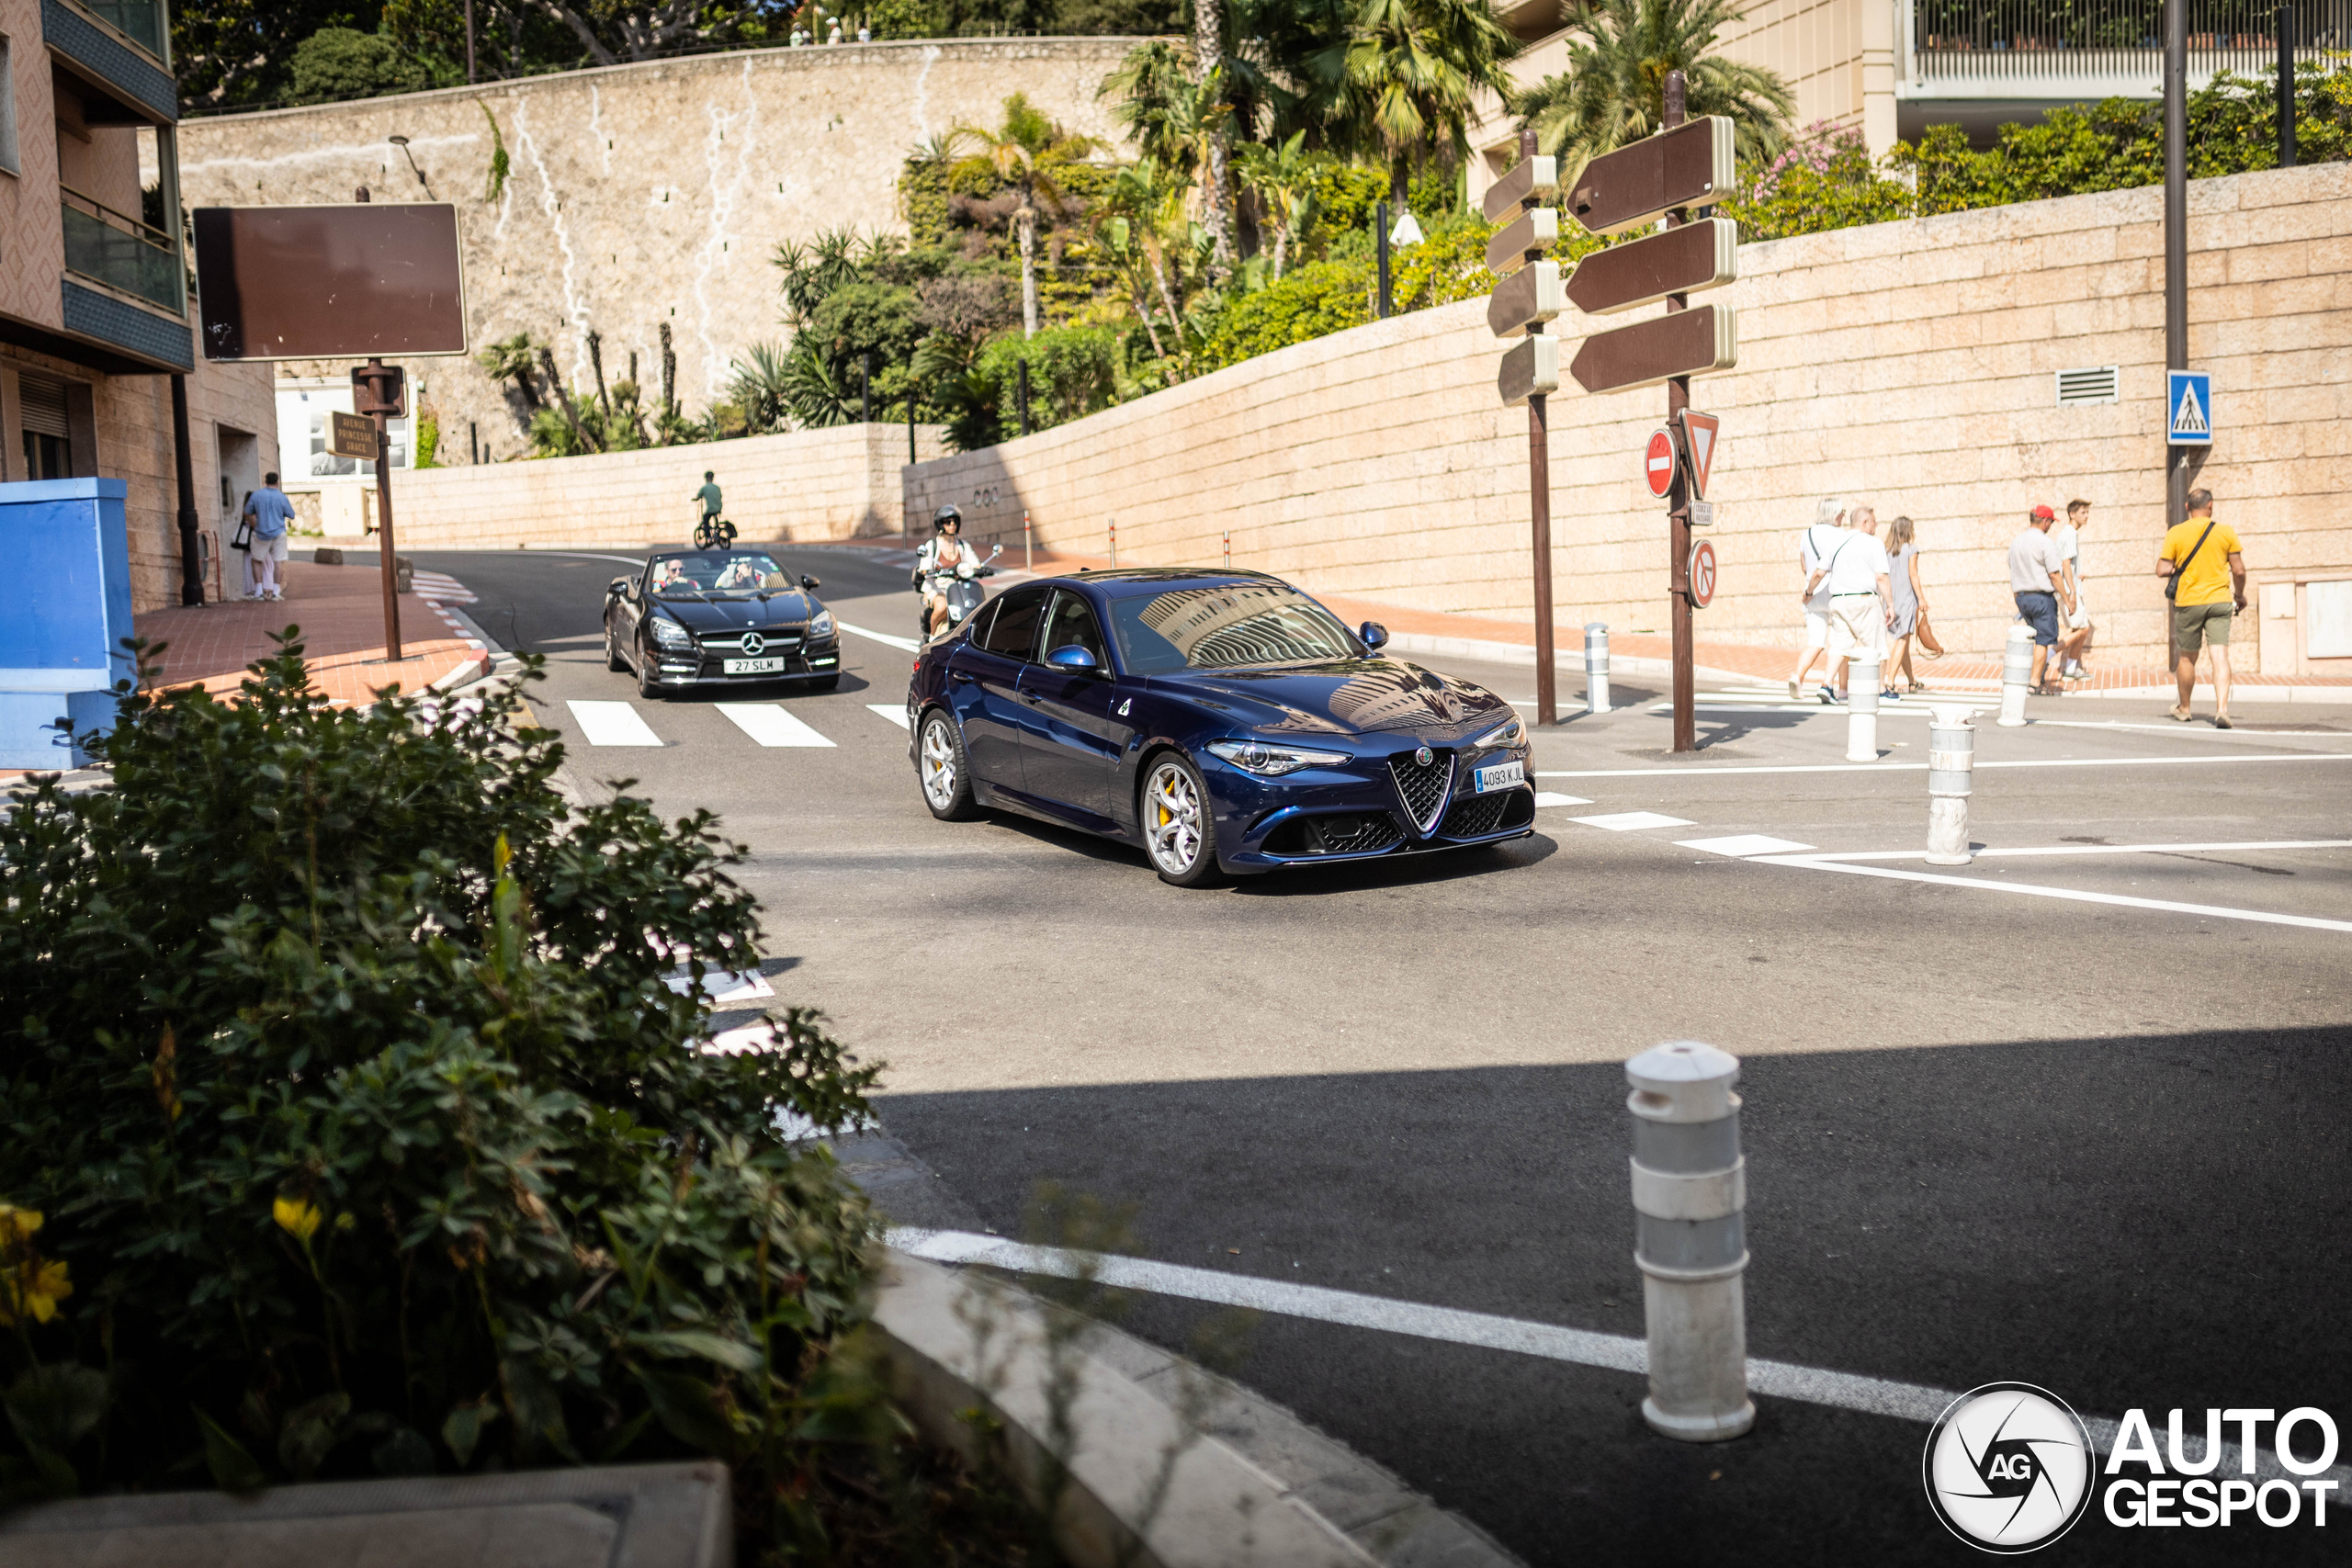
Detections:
192,204,469,361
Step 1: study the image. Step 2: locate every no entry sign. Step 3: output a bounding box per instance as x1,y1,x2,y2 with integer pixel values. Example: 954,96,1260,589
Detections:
1689,539,1717,609
1645,429,1678,498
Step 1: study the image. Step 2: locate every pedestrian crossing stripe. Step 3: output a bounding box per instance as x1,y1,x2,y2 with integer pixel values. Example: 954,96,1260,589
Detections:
567,699,664,746
717,704,834,748
560,699,917,746
866,704,910,729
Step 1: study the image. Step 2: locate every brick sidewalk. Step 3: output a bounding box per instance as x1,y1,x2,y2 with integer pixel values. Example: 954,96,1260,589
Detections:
135,561,488,707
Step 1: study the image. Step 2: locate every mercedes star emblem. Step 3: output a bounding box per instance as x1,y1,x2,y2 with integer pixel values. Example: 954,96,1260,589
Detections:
740,632,765,657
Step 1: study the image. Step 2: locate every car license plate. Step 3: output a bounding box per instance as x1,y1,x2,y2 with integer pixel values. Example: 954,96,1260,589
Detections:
722,657,786,675
1474,761,1524,794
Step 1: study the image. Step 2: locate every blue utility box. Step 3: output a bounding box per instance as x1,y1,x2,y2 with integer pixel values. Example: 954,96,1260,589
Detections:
0,479,136,769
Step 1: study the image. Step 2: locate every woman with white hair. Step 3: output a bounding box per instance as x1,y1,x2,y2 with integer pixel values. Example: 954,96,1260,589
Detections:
1788,496,1848,702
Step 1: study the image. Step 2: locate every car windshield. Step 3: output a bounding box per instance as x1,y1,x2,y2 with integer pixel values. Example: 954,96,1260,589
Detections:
1107,583,1362,673
649,552,789,597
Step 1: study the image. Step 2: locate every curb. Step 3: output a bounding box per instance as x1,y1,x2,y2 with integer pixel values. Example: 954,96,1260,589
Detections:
1383,630,1748,687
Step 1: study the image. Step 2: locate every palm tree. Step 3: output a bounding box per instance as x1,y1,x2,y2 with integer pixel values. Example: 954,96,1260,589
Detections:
1517,0,1795,186
1098,157,1189,351
1193,0,1238,268
947,96,1103,340
1234,131,1320,278
1305,0,1521,210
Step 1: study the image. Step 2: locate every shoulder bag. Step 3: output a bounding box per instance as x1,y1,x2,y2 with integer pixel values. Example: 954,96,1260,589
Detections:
231,492,255,553
2164,522,2216,603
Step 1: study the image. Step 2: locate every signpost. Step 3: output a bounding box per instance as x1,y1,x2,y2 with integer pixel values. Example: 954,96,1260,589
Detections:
1483,139,1564,725
327,412,378,463
1555,85,1741,753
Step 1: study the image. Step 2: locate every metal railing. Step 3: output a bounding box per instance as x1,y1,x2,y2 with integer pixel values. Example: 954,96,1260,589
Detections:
61,186,184,314
63,0,169,63
1909,0,2351,83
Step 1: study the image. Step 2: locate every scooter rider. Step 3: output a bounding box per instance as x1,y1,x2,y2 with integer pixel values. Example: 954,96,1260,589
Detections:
914,505,978,638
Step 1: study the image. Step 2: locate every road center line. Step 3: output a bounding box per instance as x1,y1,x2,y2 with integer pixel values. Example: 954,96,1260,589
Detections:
1535,752,2352,779
884,1230,2342,1484
1750,855,2352,933
836,621,923,652
1799,840,2352,863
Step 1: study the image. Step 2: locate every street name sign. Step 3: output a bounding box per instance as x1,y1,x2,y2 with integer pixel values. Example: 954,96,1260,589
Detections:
1484,208,1561,278
1487,261,1564,336
1566,118,1736,236
1689,500,1715,527
1565,218,1738,315
1569,305,1738,396
1498,334,1561,408
1480,154,1557,223
1645,429,1678,497
328,411,377,461
1678,410,1721,498
2166,371,2212,446
1689,540,1717,608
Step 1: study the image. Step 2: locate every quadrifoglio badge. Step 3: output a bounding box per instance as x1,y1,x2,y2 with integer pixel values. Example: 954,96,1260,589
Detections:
1925,1386,2343,1552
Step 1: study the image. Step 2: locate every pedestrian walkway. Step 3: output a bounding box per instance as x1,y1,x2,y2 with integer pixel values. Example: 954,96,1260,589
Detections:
134,560,489,707
562,696,904,749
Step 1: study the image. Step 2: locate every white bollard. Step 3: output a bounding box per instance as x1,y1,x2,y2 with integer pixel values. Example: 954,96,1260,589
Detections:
1927,705,1975,865
1845,656,1881,761
1628,1041,1754,1443
1584,623,1611,714
1996,624,2034,728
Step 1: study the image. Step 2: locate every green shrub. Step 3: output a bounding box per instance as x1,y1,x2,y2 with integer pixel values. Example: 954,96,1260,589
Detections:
975,324,1124,438
288,28,433,106
0,647,886,1551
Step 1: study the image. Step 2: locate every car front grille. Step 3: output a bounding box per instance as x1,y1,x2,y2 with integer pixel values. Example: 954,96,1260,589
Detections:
1388,750,1454,834
1314,813,1404,854
699,628,804,653
1441,794,1509,838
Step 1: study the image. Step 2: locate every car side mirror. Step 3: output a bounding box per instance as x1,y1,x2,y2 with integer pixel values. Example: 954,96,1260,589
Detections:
1359,621,1390,652
608,576,631,598
800,575,821,591
1046,645,1099,672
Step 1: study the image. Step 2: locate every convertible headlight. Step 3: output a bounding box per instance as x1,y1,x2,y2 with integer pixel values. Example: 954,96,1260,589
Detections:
648,616,694,649
808,611,835,640
1473,716,1526,749
1206,739,1350,777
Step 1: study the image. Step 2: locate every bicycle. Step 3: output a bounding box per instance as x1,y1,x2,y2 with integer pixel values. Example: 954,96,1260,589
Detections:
693,514,737,549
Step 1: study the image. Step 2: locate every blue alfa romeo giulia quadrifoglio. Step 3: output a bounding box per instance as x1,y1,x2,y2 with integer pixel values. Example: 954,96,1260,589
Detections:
903,569,1535,886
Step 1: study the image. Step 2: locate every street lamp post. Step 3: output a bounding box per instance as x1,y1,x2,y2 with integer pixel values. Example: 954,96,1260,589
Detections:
2164,0,2188,529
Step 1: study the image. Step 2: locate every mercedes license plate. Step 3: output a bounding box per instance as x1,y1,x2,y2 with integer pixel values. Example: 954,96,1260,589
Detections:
1474,761,1525,795
722,657,786,675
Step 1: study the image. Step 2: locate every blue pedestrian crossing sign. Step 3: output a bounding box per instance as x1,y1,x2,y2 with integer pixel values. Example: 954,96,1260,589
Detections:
2167,371,2212,446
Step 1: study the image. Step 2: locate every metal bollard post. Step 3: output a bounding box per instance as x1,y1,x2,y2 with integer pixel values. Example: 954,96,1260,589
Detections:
1584,623,1611,715
1846,655,1881,761
1023,509,1032,572
1109,514,1117,568
1927,705,1975,865
1628,1041,1755,1443
1997,624,2033,728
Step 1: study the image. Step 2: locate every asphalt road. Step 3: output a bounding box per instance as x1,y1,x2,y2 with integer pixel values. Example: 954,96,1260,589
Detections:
417,544,2352,1566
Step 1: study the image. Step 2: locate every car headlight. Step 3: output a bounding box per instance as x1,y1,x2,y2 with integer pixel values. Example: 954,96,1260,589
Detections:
1206,739,1350,777
1473,716,1525,749
648,616,694,649
808,611,835,640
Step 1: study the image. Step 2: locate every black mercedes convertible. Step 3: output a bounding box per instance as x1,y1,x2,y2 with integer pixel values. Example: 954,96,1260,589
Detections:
604,549,842,697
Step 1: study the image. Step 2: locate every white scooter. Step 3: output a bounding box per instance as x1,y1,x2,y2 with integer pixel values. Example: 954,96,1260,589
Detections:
919,544,1001,639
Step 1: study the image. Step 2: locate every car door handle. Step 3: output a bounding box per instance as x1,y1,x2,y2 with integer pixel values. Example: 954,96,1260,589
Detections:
951,670,974,683
1018,692,1042,705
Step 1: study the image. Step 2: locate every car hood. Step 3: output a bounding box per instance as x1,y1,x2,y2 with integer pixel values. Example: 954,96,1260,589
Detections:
650,592,820,631
1149,660,1512,740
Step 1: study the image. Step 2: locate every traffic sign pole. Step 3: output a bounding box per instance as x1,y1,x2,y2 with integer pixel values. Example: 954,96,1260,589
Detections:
1663,73,1696,755
356,357,405,663
1521,132,1557,727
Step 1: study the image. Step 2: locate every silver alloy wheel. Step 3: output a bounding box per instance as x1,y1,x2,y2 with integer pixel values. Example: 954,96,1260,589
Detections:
920,716,959,810
1143,759,1204,875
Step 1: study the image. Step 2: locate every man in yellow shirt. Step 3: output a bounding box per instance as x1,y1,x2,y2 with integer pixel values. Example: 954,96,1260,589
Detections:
2156,488,2246,728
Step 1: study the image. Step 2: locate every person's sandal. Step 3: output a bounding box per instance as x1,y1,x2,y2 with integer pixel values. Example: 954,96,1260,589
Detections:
2168,706,2193,723
2213,715,2233,729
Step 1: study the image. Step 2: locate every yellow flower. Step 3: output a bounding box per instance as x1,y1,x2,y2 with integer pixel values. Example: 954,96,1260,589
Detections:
0,1203,43,1244
273,1195,324,1244
0,1258,73,1326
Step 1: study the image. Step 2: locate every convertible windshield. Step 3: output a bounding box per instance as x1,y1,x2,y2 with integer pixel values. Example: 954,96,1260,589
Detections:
648,551,788,597
1108,584,1361,673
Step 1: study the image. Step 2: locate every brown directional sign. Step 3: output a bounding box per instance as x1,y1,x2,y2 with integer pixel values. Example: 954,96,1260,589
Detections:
1567,305,1738,396
1484,207,1560,278
1479,154,1558,223
1565,218,1738,316
1497,334,1560,409
1487,260,1564,337
192,203,469,360
1566,118,1736,237
327,411,378,462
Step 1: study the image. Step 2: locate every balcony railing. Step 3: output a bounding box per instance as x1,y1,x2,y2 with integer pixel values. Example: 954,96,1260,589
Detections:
1908,0,2351,88
65,0,166,63
62,186,184,315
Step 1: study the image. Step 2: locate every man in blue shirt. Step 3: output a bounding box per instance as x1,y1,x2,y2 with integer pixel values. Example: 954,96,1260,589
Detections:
243,473,296,601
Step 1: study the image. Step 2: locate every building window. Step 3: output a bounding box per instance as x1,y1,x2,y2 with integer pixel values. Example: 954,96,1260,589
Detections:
0,34,19,177
20,372,74,479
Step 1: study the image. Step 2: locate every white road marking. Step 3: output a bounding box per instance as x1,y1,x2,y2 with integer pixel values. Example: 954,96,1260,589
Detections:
1678,834,1818,856
837,621,922,652
1800,839,2352,863
1752,854,2352,934
882,1229,2346,1483
2035,718,2351,738
662,968,775,1003
717,704,836,748
566,699,664,747
1532,791,1591,807
866,703,911,729
519,550,658,566
1570,810,1695,831
1536,751,2352,779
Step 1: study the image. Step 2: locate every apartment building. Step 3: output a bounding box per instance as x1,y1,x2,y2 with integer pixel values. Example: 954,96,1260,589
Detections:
0,0,275,612
1468,0,2347,207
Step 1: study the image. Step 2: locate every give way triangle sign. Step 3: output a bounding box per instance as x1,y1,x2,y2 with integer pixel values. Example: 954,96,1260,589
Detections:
1677,410,1721,500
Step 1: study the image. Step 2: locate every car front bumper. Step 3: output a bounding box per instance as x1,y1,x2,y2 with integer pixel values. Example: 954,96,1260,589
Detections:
648,640,842,685
1204,741,1536,872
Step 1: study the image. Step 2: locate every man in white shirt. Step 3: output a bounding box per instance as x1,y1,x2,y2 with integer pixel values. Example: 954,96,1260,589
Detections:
1787,496,1849,703
2052,498,2093,680
1804,505,1894,702
2007,505,2075,694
